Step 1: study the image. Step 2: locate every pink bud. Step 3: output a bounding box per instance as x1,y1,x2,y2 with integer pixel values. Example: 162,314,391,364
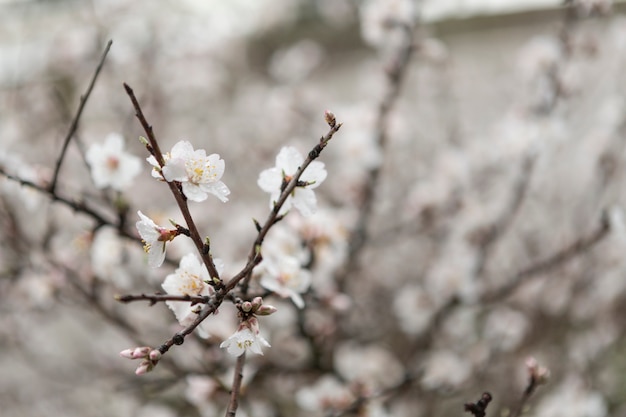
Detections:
132,346,151,358
135,360,153,376
256,305,278,316
251,297,263,309
149,350,162,361
241,301,253,313
120,349,135,359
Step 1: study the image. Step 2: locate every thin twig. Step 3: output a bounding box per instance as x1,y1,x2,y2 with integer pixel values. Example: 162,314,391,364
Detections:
232,122,342,294
116,293,212,305
472,155,537,277
0,166,135,239
482,210,610,303
225,352,246,417
336,22,415,289
123,83,223,283
49,40,113,194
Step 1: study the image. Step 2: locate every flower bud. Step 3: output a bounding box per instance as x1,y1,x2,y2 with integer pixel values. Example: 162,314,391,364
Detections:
119,348,135,359
133,346,151,358
135,360,153,376
256,305,278,316
324,110,336,128
251,296,263,310
149,349,162,361
241,301,253,313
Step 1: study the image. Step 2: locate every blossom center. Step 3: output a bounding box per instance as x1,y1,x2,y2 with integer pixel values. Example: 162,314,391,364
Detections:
106,156,120,171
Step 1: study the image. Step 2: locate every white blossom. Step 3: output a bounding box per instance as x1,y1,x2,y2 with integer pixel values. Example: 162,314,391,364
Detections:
257,146,327,217
258,255,311,308
220,326,270,357
136,211,173,268
162,253,222,335
86,133,141,190
148,140,230,202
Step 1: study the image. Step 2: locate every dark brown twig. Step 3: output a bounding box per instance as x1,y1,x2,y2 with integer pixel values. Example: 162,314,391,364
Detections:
116,293,211,305
49,40,113,194
124,83,223,283
225,352,246,417
464,392,492,417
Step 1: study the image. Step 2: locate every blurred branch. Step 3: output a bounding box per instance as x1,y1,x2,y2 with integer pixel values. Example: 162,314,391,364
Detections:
49,40,113,194
337,22,416,289
471,154,537,277
483,210,610,302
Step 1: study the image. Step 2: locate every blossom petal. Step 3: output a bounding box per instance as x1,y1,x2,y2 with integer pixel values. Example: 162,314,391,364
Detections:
258,167,283,193
292,188,317,217
202,181,230,202
276,146,303,175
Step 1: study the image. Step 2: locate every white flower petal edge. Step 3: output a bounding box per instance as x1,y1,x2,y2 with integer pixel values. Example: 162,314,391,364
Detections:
257,146,327,217
220,328,271,357
136,210,167,268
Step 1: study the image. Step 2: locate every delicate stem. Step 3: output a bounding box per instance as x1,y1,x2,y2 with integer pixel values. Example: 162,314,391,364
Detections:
225,352,246,417
123,83,222,282
115,293,211,305
229,122,343,294
482,211,610,302
50,40,113,194
0,166,136,240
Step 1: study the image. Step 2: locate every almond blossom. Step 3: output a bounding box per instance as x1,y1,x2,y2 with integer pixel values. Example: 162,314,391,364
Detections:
258,255,311,309
136,211,177,268
147,140,230,202
220,318,271,357
257,146,327,217
162,253,223,338
86,133,141,190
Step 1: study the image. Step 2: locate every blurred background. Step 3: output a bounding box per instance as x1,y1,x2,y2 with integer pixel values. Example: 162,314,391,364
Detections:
2,0,626,416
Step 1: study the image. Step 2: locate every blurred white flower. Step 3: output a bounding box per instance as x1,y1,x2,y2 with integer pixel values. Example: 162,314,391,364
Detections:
220,326,270,357
268,39,324,83
534,376,607,417
136,210,174,268
296,375,354,412
393,284,437,336
334,343,404,390
185,375,218,409
257,146,327,217
86,133,141,190
149,140,230,202
359,0,415,49
420,350,471,390
483,307,529,352
258,255,311,308
162,253,222,336
91,227,131,288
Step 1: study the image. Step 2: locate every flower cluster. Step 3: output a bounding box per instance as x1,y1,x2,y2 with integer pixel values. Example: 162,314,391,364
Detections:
119,346,162,375
220,297,277,357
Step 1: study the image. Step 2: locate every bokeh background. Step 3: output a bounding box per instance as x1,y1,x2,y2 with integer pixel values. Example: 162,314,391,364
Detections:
2,0,626,416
